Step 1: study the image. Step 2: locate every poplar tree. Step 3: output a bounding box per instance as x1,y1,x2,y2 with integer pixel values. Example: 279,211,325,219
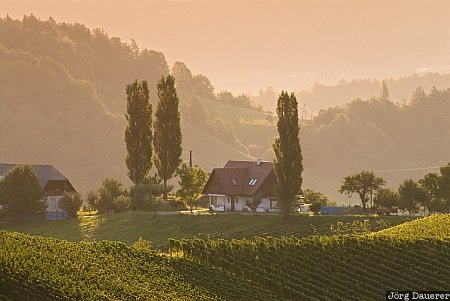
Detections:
380,80,390,100
125,80,153,185
273,91,303,217
154,75,182,201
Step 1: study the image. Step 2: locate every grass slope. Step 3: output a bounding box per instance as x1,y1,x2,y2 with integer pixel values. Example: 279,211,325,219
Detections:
172,214,450,300
0,231,278,300
0,213,413,246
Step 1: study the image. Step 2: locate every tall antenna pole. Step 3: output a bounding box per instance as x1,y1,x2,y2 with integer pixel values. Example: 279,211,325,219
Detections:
189,149,192,168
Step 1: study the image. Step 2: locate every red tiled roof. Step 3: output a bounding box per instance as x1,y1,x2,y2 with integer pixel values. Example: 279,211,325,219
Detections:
203,160,276,197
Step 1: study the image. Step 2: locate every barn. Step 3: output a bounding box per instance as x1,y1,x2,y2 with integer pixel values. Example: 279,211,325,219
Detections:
0,163,77,220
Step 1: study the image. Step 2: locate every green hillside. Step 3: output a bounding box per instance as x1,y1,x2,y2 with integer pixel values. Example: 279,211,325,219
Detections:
0,230,278,300
0,212,413,246
0,215,448,300
0,16,265,193
172,214,450,300
372,214,450,239
2,15,450,203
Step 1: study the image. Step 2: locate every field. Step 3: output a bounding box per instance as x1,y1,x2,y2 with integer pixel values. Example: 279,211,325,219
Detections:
0,214,448,300
171,215,450,300
0,212,414,246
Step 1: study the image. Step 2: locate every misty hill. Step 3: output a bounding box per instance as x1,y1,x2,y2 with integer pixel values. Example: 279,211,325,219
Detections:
302,87,450,201
1,15,449,203
0,15,267,193
296,73,450,114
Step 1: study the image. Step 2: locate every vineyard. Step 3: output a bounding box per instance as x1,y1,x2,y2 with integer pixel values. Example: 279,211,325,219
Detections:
0,215,448,300
0,231,278,300
170,215,450,301
372,214,450,239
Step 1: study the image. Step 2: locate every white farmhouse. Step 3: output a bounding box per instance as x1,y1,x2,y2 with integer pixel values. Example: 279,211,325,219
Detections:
203,159,278,212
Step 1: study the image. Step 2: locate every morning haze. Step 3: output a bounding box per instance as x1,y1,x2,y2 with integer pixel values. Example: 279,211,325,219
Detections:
0,1,450,300
4,0,450,94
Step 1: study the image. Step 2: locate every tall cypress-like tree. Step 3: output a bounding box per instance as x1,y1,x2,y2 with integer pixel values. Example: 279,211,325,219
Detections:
273,91,303,217
154,75,182,201
125,80,153,185
380,80,390,100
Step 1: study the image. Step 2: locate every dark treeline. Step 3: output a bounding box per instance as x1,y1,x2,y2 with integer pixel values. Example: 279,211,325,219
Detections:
298,73,450,113
0,14,169,114
0,15,257,193
302,85,450,200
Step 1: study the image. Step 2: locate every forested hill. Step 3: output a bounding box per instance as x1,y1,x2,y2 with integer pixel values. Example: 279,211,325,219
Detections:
302,87,450,201
0,15,169,114
0,15,265,193
1,15,449,201
297,73,450,114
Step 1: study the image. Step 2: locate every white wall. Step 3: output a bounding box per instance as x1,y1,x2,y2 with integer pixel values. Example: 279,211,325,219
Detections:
209,195,278,212
46,195,64,213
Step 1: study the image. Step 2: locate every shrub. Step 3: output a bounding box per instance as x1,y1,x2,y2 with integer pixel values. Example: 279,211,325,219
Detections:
113,195,131,213
59,192,83,217
310,202,321,215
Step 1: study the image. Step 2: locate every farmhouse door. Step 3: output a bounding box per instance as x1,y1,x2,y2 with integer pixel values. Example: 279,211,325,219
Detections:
231,197,235,211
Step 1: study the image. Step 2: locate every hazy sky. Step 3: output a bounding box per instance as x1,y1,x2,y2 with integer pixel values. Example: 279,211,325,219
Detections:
3,0,450,94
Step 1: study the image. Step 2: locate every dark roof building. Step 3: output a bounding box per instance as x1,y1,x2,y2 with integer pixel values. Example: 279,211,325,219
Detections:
0,163,76,195
203,159,276,198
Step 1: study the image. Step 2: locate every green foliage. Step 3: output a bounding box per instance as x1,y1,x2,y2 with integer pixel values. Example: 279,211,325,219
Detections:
246,192,263,215
374,187,399,209
273,91,303,217
98,178,127,213
0,164,43,218
374,214,450,239
301,86,450,200
85,190,99,211
154,75,182,201
172,215,450,300
0,230,278,300
59,192,83,218
1,212,412,246
339,171,385,214
132,236,152,252
112,195,131,213
309,202,321,214
176,163,209,211
0,16,168,194
419,164,450,213
125,80,153,185
303,189,330,205
398,179,428,215
129,183,164,211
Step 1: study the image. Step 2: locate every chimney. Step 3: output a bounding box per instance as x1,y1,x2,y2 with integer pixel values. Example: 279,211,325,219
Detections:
256,157,262,166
